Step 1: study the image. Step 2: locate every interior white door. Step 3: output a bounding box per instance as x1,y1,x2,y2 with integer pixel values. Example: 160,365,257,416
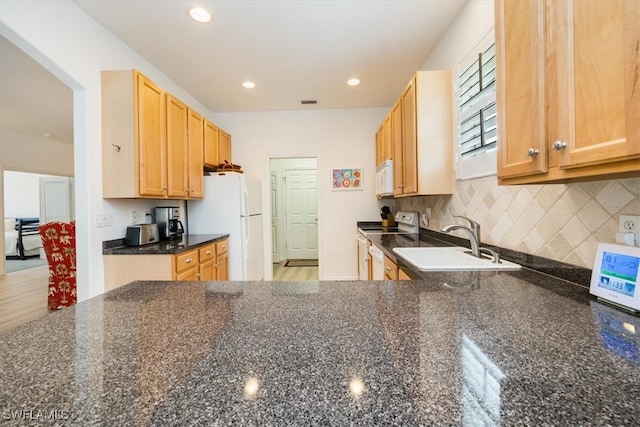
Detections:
284,169,318,260
270,172,280,262
39,177,74,223
39,176,74,259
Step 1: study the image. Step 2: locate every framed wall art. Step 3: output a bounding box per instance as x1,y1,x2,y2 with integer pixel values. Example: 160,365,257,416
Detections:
332,168,363,191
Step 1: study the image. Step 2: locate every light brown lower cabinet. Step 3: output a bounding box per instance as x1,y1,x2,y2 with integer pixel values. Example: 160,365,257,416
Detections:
104,239,229,291
398,269,412,281
383,256,412,281
384,255,399,280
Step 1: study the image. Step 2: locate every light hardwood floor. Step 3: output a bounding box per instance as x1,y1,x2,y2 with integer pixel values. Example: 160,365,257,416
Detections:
272,261,319,281
0,265,49,333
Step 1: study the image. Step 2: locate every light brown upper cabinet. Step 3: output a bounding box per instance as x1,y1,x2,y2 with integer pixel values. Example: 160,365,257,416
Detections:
102,70,205,199
375,125,383,166
203,120,233,168
391,70,453,197
187,109,204,198
166,94,189,198
496,0,640,185
102,71,167,198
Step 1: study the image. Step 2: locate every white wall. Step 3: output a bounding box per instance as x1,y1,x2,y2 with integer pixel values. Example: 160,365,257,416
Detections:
0,1,213,297
419,0,494,71
213,108,386,280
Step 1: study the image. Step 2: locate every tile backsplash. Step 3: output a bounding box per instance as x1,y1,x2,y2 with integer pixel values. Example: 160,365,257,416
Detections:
394,176,639,268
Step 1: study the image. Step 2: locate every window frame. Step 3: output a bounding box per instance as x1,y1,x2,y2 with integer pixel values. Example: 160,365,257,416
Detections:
455,30,497,181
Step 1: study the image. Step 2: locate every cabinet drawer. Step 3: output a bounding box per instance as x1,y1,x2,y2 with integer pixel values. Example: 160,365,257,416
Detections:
216,239,228,255
199,244,216,262
384,255,398,280
175,249,198,273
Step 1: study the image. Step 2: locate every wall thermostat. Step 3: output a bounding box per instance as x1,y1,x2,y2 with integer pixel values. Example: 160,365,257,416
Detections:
590,243,640,312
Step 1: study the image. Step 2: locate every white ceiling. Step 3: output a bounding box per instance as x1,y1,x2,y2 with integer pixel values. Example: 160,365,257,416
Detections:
0,0,466,145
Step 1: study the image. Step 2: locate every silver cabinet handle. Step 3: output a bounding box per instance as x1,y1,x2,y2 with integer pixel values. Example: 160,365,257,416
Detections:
527,148,539,157
222,245,227,249
385,266,392,271
185,258,192,263
552,140,567,150
206,250,212,255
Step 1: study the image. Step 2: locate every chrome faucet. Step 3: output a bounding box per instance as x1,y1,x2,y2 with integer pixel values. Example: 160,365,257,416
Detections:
440,215,482,258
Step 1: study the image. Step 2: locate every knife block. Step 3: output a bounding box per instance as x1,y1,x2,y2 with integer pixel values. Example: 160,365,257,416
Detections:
382,214,395,228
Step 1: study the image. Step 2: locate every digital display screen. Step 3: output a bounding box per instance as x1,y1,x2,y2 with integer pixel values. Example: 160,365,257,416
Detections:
597,251,639,297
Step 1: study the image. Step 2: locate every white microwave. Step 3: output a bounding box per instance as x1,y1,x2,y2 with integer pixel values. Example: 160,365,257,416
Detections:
376,160,394,196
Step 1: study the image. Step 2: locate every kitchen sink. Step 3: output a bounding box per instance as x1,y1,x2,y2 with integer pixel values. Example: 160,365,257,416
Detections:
392,246,522,271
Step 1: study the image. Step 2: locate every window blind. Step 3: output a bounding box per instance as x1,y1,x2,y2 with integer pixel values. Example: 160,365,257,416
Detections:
457,42,496,160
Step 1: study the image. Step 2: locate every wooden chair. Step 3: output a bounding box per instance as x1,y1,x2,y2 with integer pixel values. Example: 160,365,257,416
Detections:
39,221,77,310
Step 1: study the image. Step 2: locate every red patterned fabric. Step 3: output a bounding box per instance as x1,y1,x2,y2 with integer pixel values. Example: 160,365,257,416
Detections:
39,222,77,310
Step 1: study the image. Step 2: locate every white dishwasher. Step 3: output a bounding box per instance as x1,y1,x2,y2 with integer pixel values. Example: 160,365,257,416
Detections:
369,244,384,280
356,232,371,280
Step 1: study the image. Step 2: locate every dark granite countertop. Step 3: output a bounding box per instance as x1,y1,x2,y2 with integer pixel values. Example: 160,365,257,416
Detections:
1,273,639,425
358,222,594,287
103,233,229,255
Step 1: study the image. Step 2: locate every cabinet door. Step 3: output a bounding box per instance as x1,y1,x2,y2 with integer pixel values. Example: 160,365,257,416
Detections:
375,126,383,167
176,267,198,281
400,77,418,195
382,115,392,162
495,0,547,179
136,73,167,197
549,0,640,169
187,109,204,198
203,120,220,167
391,99,402,166
398,269,412,281
166,95,189,198
219,130,232,164
199,259,215,281
216,252,229,281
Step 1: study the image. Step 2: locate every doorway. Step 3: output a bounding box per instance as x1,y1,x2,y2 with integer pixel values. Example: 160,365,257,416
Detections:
3,171,74,273
270,158,319,280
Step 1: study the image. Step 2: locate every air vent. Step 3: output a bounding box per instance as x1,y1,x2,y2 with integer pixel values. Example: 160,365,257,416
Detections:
301,100,317,105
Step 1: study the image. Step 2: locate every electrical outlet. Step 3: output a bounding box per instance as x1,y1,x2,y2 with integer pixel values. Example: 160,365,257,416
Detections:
421,209,432,227
95,212,113,227
619,215,640,246
130,210,137,224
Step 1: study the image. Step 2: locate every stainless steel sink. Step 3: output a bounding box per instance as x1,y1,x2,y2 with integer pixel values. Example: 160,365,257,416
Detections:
392,246,521,271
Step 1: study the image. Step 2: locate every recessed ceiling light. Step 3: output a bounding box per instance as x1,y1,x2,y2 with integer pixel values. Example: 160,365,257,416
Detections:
189,7,211,23
347,78,360,86
242,81,256,89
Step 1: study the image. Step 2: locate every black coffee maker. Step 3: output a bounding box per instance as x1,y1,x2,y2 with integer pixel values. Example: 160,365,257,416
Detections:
154,207,184,240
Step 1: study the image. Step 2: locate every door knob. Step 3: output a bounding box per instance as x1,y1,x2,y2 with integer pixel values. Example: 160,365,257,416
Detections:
527,148,539,157
552,140,567,150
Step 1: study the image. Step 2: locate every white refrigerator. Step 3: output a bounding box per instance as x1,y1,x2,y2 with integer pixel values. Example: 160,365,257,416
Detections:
187,173,264,281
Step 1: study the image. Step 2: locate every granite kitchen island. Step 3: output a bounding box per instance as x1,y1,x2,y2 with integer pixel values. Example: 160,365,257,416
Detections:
1,273,639,425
